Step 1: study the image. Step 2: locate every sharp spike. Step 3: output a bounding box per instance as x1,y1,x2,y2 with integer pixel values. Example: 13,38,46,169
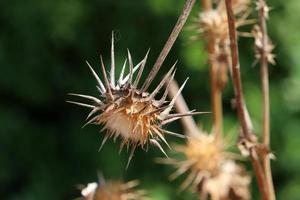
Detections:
158,69,176,105
119,141,126,154
150,139,168,158
121,60,143,85
126,145,136,169
66,101,95,109
162,117,181,125
82,115,99,128
133,49,150,88
149,62,177,99
160,129,186,138
143,105,170,116
86,107,100,120
152,128,171,149
110,31,115,88
161,77,189,116
68,93,103,105
100,55,114,100
118,59,127,85
86,61,106,93
165,111,209,120
98,134,109,152
127,49,134,84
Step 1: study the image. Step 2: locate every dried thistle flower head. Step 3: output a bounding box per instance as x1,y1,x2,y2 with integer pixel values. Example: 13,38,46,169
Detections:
252,25,275,65
159,133,251,200
200,160,251,200
80,179,147,200
68,33,200,166
193,0,253,43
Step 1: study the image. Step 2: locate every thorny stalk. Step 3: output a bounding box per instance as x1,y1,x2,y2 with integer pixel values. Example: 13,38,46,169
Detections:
141,0,196,92
257,0,276,199
168,80,201,137
224,0,270,199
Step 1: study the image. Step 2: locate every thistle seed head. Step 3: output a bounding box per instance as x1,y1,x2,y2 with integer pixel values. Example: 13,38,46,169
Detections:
158,133,251,200
68,33,200,166
192,0,253,43
80,180,147,200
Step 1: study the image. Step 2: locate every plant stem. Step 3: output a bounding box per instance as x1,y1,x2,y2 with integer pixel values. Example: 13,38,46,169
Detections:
224,0,269,199
168,80,201,137
141,0,196,92
201,0,223,140
257,0,276,199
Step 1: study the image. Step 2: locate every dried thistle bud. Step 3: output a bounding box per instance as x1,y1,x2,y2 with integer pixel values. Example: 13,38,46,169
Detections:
80,180,147,200
158,133,251,200
193,0,253,43
68,33,200,166
252,25,275,65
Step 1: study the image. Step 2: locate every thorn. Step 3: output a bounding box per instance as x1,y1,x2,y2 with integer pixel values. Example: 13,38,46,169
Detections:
66,100,95,108
150,139,168,158
118,58,127,85
126,145,136,169
100,55,114,100
110,31,115,88
86,61,106,93
133,49,150,88
68,93,103,105
149,62,177,99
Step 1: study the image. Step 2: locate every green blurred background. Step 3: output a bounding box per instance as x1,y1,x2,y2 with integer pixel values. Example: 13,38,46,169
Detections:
1,0,300,199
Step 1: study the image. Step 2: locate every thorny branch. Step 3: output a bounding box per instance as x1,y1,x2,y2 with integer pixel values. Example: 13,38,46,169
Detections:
257,0,276,199
224,0,270,200
141,0,196,92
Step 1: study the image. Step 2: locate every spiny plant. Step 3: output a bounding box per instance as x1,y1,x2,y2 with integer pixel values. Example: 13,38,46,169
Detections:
69,0,276,199
78,176,147,200
68,0,200,168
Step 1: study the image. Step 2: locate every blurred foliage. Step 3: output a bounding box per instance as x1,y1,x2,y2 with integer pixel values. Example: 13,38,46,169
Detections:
0,0,299,199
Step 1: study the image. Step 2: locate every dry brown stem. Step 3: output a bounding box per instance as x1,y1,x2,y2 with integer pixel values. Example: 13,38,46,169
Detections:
224,0,270,199
141,0,196,92
200,0,224,140
257,0,276,199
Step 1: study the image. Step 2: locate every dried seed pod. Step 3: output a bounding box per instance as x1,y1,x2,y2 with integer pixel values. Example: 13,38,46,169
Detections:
158,133,251,200
68,33,202,166
80,179,147,200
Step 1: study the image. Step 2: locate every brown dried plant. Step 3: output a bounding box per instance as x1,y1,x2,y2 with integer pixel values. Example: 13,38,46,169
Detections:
224,0,276,199
161,80,251,200
78,177,147,200
68,0,197,168
69,0,276,199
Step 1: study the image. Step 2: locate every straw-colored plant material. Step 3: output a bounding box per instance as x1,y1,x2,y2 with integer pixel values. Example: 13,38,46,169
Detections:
79,180,147,200
68,34,202,166
252,25,275,65
159,133,251,200
192,0,253,43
